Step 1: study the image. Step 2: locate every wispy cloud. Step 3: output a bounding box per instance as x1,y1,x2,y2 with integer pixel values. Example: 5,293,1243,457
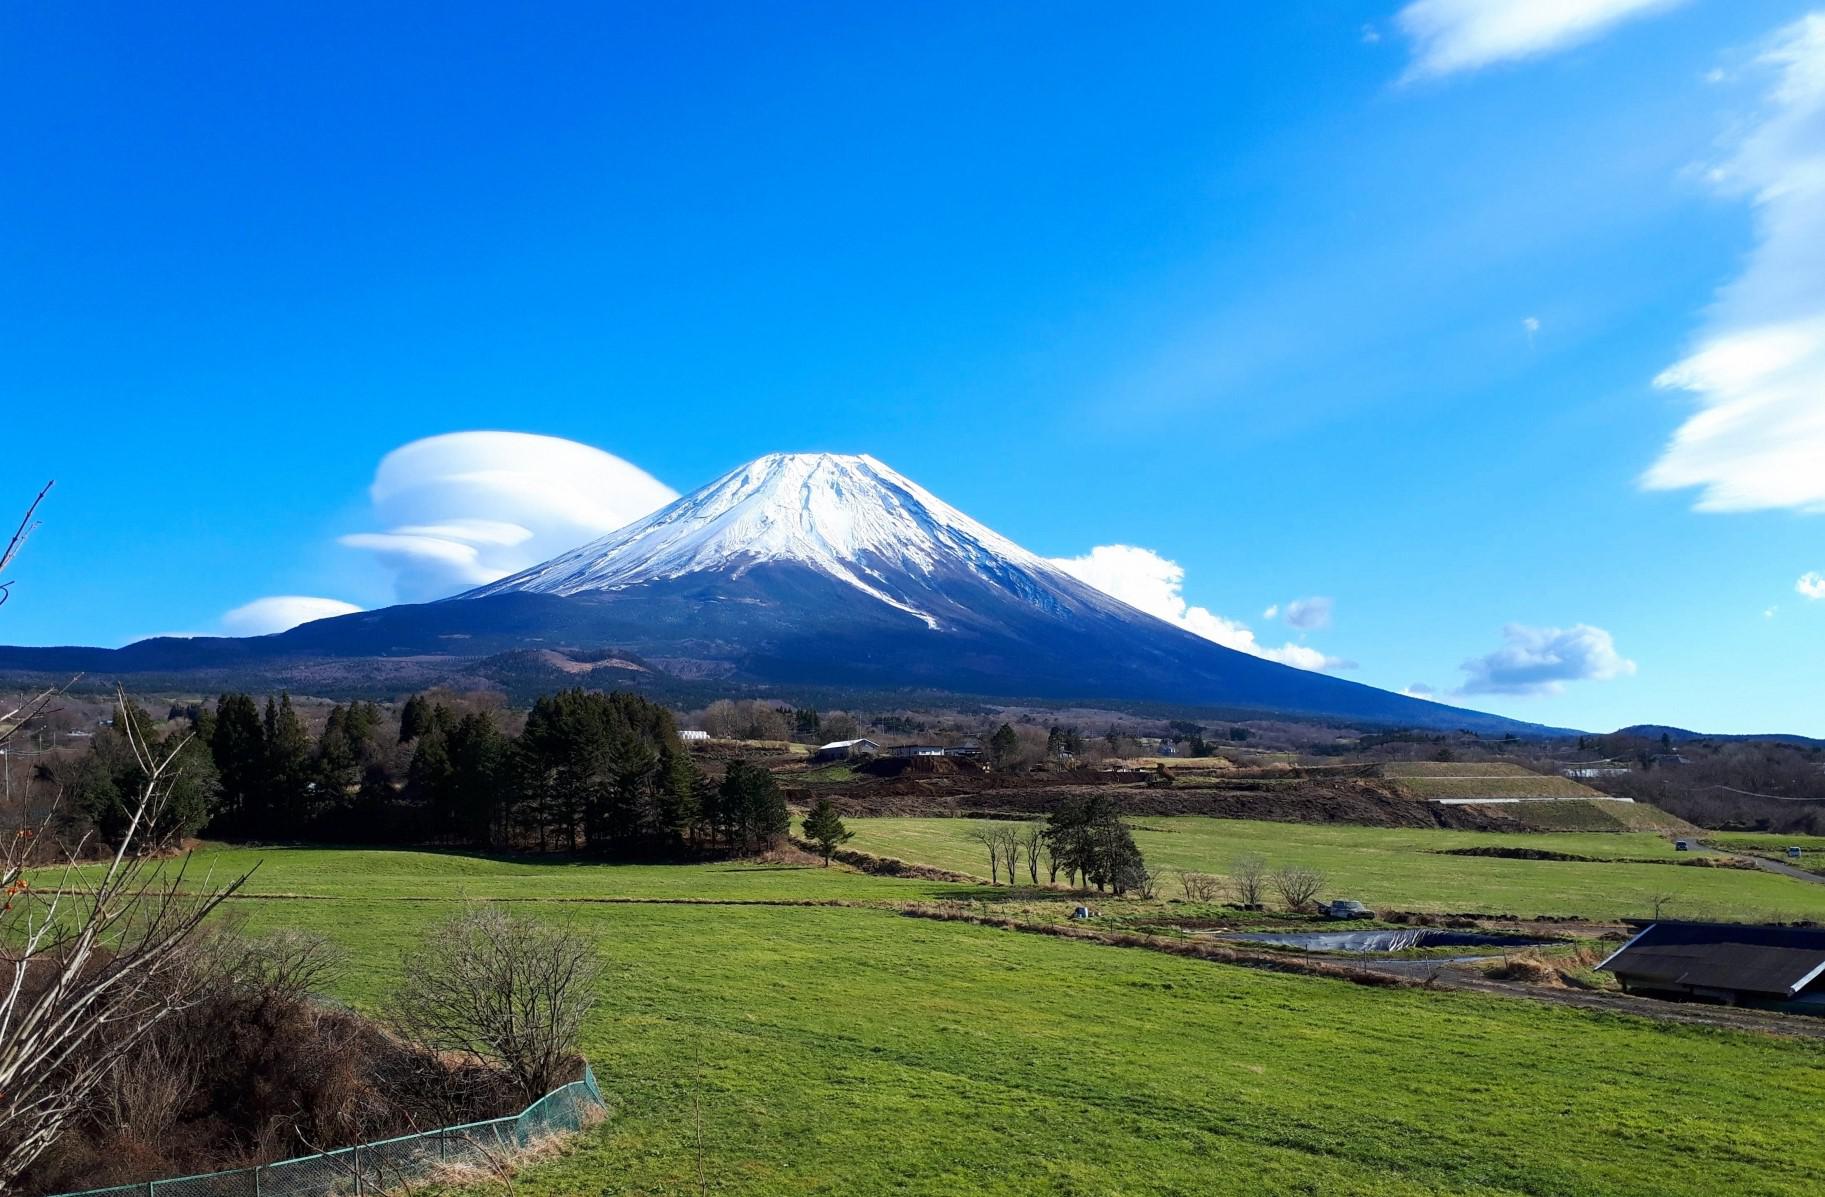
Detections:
341,431,677,601
1282,596,1335,631
1397,0,1686,79
1645,16,1825,514
220,595,362,636
1457,622,1636,697
1049,545,1354,672
1799,571,1825,599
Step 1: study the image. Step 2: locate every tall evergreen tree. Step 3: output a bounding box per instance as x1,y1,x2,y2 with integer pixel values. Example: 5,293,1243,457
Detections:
399,694,432,743
264,694,313,833
208,692,266,833
800,798,852,865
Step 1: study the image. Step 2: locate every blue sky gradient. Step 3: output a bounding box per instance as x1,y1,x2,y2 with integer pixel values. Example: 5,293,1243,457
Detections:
3,2,1821,733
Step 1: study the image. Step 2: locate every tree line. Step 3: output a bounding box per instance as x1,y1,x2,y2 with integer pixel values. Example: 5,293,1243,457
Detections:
51,688,791,859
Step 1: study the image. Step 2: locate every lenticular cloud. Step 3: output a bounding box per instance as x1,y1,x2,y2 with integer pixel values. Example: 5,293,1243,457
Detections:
341,431,678,601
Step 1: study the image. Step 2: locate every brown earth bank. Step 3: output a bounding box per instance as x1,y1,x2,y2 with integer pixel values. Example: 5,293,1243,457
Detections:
785,773,1694,833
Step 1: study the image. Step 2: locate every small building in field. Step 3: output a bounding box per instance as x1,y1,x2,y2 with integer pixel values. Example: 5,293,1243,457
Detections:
889,744,946,758
814,737,880,761
1597,922,1825,1011
947,740,983,759
679,729,710,744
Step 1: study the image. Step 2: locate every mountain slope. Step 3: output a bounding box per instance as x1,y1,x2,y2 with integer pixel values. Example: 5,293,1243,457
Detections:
0,453,1560,734
468,453,1129,631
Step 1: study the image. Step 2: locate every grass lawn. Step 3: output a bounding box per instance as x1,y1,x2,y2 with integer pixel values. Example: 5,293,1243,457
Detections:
846,816,1825,921
1706,832,1825,876
56,844,1825,1195
188,844,1822,1197
58,842,968,903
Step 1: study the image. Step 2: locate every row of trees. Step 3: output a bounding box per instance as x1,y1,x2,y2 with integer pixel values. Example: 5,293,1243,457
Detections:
967,795,1152,894
52,688,795,859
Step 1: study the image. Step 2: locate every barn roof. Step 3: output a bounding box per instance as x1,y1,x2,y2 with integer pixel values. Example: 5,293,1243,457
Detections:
1598,922,1825,998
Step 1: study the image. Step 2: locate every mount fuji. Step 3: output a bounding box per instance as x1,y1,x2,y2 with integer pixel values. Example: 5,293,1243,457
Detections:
0,453,1548,734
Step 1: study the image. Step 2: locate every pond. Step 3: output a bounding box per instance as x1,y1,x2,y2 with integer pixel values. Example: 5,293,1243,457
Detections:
1220,928,1555,954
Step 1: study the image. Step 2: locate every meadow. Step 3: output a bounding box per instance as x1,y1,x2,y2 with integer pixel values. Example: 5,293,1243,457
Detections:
845,816,1825,921
114,844,1825,1195
1706,831,1825,876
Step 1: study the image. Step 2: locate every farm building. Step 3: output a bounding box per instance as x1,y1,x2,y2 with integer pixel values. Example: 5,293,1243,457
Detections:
889,744,946,758
679,729,710,743
1597,922,1825,1011
948,739,983,758
814,737,880,761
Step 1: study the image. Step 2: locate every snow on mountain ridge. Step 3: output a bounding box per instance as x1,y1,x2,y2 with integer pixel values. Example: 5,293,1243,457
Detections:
465,453,1105,629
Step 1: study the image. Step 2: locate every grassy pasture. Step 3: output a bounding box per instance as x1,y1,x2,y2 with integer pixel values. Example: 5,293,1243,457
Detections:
55,843,965,903
847,816,1825,921
1389,775,1605,799
1379,762,1553,777
143,845,1825,1197
1707,832,1825,876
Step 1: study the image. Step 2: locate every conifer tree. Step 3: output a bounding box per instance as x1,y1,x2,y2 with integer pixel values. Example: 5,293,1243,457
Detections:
801,798,852,865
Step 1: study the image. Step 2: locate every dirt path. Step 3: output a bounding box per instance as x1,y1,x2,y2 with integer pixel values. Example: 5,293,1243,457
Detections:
1323,955,1825,1039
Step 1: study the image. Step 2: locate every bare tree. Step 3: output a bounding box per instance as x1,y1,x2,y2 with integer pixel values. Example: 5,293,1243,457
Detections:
1020,823,1044,885
388,906,604,1102
1179,870,1223,903
1229,856,1268,908
1272,865,1326,912
0,698,249,1184
968,825,1002,884
991,826,1023,887
1647,892,1678,920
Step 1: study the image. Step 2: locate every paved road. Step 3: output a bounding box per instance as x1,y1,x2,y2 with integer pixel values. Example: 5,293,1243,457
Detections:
1735,853,1825,885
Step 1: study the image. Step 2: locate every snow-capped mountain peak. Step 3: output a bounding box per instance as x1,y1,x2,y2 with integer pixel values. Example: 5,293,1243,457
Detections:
465,452,1098,629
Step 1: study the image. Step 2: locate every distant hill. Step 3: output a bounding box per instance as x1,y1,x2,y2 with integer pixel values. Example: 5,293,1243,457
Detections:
1613,724,1825,749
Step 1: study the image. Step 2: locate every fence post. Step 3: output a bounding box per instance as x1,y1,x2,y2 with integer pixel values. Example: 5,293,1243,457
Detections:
252,1164,261,1197
354,1144,362,1196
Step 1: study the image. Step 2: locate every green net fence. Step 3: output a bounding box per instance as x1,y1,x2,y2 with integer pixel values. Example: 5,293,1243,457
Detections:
50,1066,605,1197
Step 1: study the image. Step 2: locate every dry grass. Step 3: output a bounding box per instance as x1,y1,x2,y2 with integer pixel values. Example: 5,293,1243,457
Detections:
1479,943,1613,989
385,1107,608,1195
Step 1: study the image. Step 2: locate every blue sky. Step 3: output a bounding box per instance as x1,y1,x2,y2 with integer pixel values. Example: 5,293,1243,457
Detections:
4,1,1822,734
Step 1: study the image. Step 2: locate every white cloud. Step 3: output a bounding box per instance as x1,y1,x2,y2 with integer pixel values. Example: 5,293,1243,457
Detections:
1397,0,1685,79
221,595,363,636
1262,603,1279,619
1457,622,1636,697
1644,16,1825,514
1362,24,1383,46
341,431,678,601
1283,596,1334,630
1049,545,1354,672
1799,571,1825,599
1401,683,1439,700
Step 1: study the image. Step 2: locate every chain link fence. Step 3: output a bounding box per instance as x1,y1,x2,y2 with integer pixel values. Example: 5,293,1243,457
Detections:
51,1066,605,1197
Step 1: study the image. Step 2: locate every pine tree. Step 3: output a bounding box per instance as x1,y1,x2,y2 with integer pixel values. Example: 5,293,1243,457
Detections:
399,694,432,743
989,723,1020,768
208,692,265,832
264,694,313,833
718,761,788,854
801,798,853,866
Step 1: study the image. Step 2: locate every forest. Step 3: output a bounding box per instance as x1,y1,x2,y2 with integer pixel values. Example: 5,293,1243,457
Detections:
42,688,789,858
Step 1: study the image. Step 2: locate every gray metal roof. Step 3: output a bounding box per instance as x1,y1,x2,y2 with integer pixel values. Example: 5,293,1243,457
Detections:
1598,922,1825,998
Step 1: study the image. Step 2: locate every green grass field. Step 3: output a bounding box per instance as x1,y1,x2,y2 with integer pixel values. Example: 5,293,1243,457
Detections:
1706,832,1825,876
846,816,1825,921
63,844,1825,1195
